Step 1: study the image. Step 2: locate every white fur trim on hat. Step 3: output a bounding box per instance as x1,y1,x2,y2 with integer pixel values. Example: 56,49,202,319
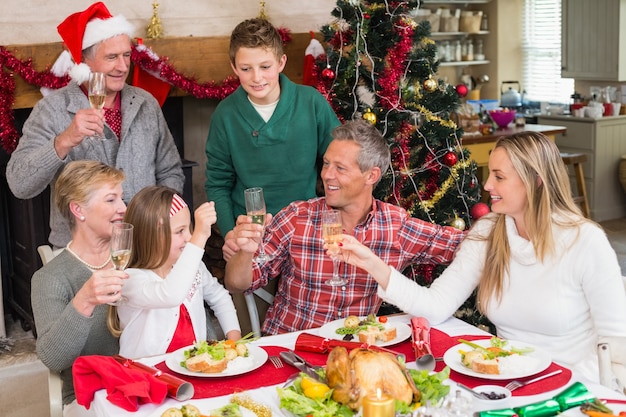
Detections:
69,62,93,85
83,14,135,50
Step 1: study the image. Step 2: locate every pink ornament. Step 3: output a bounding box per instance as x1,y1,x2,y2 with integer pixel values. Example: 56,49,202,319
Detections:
470,202,490,219
456,83,468,98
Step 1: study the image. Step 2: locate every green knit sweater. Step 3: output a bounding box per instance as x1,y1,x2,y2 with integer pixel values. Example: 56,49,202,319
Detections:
205,74,340,234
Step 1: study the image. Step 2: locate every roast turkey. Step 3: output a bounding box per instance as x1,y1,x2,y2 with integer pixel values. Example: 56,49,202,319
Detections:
325,346,420,410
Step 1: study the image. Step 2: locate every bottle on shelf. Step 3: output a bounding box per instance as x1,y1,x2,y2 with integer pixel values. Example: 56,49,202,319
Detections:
453,40,462,62
480,13,489,31
474,39,484,61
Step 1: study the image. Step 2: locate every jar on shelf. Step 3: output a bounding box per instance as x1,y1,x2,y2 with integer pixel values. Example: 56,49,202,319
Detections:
474,39,485,61
453,40,462,61
462,39,474,61
441,40,451,62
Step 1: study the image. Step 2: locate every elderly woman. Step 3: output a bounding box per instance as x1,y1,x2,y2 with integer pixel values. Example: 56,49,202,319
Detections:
31,160,128,417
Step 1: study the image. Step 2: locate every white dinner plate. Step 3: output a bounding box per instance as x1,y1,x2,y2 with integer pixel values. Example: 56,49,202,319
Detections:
165,344,268,378
443,339,552,380
317,317,411,347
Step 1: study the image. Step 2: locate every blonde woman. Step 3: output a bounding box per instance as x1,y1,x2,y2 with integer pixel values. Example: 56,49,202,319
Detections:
334,131,626,383
31,160,127,417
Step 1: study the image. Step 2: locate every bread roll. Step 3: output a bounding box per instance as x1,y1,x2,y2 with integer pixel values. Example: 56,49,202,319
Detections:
185,352,228,373
471,358,499,374
357,326,397,344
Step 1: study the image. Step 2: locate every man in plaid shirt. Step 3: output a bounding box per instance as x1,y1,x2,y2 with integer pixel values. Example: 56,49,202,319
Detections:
224,120,466,335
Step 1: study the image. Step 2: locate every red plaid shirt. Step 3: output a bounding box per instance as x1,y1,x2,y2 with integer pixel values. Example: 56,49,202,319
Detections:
251,197,466,334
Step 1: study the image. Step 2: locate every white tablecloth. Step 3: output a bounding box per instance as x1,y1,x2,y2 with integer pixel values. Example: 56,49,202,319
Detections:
91,315,626,417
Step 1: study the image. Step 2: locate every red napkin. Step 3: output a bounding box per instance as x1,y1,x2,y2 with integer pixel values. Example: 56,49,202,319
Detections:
154,346,327,399
429,330,572,396
73,355,168,411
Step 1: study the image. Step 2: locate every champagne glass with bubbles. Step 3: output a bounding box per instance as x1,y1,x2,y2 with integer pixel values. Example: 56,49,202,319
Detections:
88,72,106,138
244,187,273,263
322,209,347,286
109,222,133,305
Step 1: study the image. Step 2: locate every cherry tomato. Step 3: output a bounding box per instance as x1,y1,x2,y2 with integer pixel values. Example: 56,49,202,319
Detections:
378,316,388,323
618,412,626,417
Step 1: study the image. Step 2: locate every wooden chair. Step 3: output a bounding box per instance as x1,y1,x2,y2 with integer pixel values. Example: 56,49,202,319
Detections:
561,153,591,218
37,245,63,417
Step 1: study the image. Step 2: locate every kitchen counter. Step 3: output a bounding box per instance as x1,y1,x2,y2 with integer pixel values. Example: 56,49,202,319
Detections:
461,123,567,145
461,124,566,168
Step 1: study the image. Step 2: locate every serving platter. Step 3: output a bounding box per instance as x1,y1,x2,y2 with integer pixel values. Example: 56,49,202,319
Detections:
317,317,411,347
443,339,551,380
165,344,268,378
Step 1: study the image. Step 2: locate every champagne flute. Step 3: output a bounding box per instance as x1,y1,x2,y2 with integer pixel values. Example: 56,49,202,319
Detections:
88,72,106,139
322,209,347,286
244,187,273,263
109,222,133,305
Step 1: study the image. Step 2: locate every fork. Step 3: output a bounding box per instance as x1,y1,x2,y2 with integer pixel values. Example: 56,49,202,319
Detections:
269,355,284,368
505,369,563,391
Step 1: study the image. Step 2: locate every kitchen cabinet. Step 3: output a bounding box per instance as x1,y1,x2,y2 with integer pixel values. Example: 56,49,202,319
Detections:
538,115,626,221
561,0,626,81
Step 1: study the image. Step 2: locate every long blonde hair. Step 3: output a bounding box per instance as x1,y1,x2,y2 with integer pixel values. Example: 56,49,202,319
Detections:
107,186,185,337
477,132,587,312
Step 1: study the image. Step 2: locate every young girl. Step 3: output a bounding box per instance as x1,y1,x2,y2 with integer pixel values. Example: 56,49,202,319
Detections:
116,186,241,358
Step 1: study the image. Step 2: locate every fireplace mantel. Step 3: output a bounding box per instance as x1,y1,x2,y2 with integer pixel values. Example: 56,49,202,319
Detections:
6,33,315,109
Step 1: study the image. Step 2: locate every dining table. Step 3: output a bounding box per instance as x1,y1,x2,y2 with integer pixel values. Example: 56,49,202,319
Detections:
88,314,626,417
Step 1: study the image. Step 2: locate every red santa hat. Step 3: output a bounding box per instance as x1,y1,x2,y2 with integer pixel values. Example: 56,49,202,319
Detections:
55,2,135,84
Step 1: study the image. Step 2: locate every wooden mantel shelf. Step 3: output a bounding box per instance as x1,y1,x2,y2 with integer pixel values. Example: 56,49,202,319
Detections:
5,33,315,109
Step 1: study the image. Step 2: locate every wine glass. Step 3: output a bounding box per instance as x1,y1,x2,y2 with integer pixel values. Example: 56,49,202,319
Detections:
88,72,106,138
322,209,346,286
109,222,133,305
244,187,273,263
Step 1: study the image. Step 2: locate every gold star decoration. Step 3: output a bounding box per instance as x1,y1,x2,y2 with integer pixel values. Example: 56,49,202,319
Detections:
258,1,268,20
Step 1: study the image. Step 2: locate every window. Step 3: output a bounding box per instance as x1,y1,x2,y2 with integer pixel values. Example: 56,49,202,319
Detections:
521,0,574,103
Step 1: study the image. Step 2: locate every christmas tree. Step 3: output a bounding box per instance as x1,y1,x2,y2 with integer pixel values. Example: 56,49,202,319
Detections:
314,0,490,330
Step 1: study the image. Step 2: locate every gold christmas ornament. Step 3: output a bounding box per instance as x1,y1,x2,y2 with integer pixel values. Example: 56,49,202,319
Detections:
363,109,377,125
423,77,438,92
146,2,163,40
450,216,466,230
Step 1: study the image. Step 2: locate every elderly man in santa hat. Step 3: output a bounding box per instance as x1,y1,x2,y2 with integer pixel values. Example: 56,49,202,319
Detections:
6,2,184,250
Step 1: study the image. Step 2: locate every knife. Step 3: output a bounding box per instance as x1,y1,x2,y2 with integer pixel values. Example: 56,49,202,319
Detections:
279,350,324,382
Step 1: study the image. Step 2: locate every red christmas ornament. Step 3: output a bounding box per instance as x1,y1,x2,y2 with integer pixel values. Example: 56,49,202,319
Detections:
321,67,335,81
456,83,468,98
470,202,491,219
443,151,458,166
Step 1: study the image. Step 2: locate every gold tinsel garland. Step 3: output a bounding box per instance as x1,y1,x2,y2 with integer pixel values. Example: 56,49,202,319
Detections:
416,158,471,213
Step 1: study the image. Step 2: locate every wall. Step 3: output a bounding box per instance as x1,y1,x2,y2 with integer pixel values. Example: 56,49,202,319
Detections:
0,0,336,43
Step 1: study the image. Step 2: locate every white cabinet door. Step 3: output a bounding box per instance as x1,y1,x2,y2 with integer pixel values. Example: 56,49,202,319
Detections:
562,0,626,81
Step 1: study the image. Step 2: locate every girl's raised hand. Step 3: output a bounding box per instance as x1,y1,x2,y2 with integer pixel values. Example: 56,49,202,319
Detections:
191,202,217,246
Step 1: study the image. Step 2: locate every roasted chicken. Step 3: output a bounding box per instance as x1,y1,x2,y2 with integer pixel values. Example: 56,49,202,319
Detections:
325,346,419,410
